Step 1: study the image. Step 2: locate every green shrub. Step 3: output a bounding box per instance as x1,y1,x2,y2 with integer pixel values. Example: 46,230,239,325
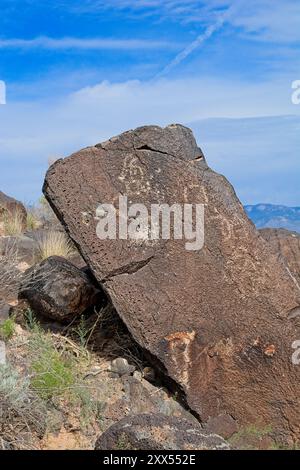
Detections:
30,333,75,400
0,363,46,448
28,328,97,427
0,317,16,340
26,210,40,231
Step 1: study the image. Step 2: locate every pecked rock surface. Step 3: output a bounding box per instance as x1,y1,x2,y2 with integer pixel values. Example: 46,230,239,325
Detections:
259,228,300,287
44,124,300,443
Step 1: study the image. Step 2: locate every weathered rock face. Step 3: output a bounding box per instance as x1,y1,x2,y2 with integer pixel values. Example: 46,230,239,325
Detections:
0,190,27,230
95,414,230,450
259,228,300,287
19,256,103,323
44,124,300,443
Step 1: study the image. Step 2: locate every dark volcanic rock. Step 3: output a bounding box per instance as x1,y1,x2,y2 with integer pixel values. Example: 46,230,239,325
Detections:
43,124,300,442
19,256,102,323
259,228,300,287
0,190,27,230
95,414,230,450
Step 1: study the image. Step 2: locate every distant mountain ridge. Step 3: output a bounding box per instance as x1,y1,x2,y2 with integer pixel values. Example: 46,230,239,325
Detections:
245,204,300,233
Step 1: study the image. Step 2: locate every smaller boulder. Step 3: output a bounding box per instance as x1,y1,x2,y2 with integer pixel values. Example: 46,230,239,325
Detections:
109,357,136,377
19,256,103,323
0,190,27,232
95,414,230,450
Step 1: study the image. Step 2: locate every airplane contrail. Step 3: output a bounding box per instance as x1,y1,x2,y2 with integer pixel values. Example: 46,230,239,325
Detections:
155,8,232,79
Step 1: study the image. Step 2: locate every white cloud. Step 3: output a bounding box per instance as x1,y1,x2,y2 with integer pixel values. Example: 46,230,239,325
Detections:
0,75,299,204
0,36,177,50
5,1,300,45
227,0,300,43
74,0,300,43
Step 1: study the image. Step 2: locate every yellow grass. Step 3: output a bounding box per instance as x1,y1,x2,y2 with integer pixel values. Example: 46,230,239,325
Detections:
36,231,74,261
3,210,24,236
26,211,41,231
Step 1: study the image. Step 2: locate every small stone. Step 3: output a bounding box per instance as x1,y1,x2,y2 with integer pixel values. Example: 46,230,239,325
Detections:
19,256,103,323
110,357,135,377
133,371,143,381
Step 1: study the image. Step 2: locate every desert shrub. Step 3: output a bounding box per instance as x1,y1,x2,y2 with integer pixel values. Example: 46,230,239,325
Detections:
2,210,24,236
35,230,74,261
24,308,39,331
74,315,91,348
229,424,273,450
26,210,40,231
0,363,46,449
28,327,98,426
31,351,75,400
0,317,15,341
29,329,75,400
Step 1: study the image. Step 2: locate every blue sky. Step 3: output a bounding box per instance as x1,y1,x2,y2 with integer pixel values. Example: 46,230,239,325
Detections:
0,0,299,205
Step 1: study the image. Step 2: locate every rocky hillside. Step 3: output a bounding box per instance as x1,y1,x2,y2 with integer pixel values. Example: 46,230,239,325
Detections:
245,204,300,232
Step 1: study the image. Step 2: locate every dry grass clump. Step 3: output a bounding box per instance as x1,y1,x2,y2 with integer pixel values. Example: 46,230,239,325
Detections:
2,210,24,236
26,210,41,231
35,231,74,261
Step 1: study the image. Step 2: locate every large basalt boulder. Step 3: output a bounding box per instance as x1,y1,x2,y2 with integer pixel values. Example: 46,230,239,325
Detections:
19,256,103,323
0,190,27,231
95,414,230,450
259,228,300,287
43,124,300,443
